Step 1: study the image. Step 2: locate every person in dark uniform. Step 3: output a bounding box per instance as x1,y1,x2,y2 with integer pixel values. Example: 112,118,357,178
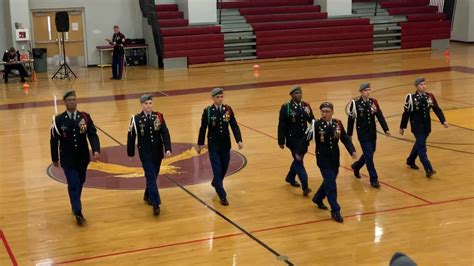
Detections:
50,90,100,225
400,78,448,177
2,47,28,83
127,94,172,216
346,83,390,188
197,88,243,206
278,85,315,196
105,25,125,80
309,102,357,223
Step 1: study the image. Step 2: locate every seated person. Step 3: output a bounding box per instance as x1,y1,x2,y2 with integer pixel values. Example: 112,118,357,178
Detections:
3,47,28,83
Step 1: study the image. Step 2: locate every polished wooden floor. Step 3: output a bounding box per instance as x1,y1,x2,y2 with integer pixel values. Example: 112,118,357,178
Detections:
0,43,473,265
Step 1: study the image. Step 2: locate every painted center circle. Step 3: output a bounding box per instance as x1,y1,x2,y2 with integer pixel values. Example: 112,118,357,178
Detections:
47,143,246,190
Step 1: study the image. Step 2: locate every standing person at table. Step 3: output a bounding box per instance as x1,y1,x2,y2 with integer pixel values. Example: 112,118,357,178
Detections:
127,94,172,216
105,25,125,80
399,78,448,177
50,90,100,226
309,102,357,223
277,85,314,196
197,88,243,206
2,47,28,83
346,83,390,188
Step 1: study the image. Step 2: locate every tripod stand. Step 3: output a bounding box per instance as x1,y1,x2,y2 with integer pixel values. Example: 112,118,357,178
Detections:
52,32,77,80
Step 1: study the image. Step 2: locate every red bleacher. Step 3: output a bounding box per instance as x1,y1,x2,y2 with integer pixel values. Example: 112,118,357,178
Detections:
379,0,451,49
156,4,224,65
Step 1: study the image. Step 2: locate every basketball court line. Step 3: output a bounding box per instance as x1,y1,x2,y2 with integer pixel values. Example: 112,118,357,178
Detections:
93,125,295,266
1,66,473,111
0,230,17,266
49,125,474,264
53,196,474,264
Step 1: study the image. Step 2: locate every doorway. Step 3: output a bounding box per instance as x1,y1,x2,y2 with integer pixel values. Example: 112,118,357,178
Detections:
31,9,86,68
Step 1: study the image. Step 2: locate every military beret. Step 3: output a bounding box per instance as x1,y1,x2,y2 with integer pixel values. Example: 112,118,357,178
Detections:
359,83,370,91
414,77,425,87
211,87,224,97
140,93,153,103
319,101,334,110
63,90,76,100
289,85,302,95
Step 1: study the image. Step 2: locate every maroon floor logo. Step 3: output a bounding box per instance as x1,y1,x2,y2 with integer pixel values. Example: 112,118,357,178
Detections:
47,143,246,190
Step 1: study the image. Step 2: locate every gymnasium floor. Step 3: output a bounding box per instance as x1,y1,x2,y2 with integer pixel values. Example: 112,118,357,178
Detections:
0,43,473,265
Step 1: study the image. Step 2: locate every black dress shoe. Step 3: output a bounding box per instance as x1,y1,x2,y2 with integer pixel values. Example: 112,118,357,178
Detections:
370,181,381,189
426,170,437,178
285,177,300,187
211,180,215,187
303,188,312,197
153,205,160,216
110,77,117,80
312,199,328,210
407,163,419,170
143,192,148,202
4,80,8,84
220,198,229,206
331,212,344,223
74,213,86,226
351,164,361,178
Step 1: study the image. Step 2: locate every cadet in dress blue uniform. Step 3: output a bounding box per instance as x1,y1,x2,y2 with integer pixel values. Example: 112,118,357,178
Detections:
50,90,100,226
128,94,172,216
106,25,125,80
400,78,448,177
346,83,390,188
278,86,314,196
197,88,243,206
309,102,357,223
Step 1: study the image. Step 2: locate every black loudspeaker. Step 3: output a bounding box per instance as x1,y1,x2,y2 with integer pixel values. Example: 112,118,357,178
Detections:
55,11,69,32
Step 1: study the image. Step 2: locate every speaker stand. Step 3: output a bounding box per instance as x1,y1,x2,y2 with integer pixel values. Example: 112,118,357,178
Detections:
52,32,77,80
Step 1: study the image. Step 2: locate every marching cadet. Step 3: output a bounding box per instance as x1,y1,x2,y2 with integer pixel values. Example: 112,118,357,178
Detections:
50,90,100,226
197,88,243,206
278,85,314,196
309,102,357,223
400,78,448,177
127,94,172,216
346,83,390,188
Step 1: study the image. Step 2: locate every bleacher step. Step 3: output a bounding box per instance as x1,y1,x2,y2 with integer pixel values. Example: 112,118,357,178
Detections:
221,27,253,33
374,33,402,38
374,39,401,45
224,42,256,47
225,55,258,61
374,45,402,51
224,49,257,55
224,35,256,41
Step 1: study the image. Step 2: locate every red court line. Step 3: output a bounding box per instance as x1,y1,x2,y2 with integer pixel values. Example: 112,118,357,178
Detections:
252,195,474,234
56,232,244,265
0,230,18,266
53,196,474,264
3,66,473,111
238,122,433,204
